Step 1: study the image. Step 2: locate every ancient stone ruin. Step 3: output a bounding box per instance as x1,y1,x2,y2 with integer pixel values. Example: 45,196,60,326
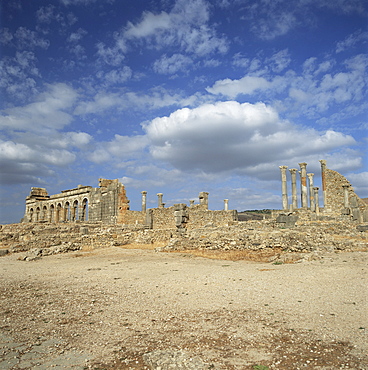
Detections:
0,159,366,262
23,179,237,230
278,160,368,223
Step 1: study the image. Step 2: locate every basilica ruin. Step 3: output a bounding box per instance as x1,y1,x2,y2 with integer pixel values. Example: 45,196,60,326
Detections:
22,160,367,228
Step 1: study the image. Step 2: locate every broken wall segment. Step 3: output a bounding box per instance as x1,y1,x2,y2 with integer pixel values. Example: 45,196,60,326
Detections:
24,180,237,229
278,160,367,222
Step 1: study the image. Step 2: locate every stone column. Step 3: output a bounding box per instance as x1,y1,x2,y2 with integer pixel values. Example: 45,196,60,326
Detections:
313,187,320,215
199,192,209,209
299,163,308,208
279,166,288,211
189,200,195,207
224,199,229,211
157,193,163,208
289,168,298,210
307,173,315,211
319,159,327,207
342,185,350,208
141,191,147,212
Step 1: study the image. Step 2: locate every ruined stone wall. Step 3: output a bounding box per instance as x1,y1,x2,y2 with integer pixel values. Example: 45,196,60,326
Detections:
325,168,367,220
151,207,177,229
88,179,129,224
121,210,146,227
186,206,238,229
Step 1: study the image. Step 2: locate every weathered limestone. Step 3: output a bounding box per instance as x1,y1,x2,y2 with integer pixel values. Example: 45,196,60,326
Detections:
224,199,229,211
289,168,298,210
279,166,288,211
299,163,308,208
189,200,195,207
307,173,315,211
141,191,147,212
342,185,350,208
199,192,209,209
313,187,320,215
319,159,327,207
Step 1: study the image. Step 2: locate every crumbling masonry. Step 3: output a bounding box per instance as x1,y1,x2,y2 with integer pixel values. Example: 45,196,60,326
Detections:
279,160,368,222
23,180,237,229
23,159,367,229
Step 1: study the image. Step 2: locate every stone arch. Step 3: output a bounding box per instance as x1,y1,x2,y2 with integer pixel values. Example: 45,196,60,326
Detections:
36,207,41,222
81,198,88,221
29,208,34,222
64,201,71,221
50,204,55,223
42,205,48,221
56,203,62,223
72,199,79,221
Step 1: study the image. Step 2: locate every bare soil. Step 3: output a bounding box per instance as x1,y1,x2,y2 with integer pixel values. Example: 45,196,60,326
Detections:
0,246,367,369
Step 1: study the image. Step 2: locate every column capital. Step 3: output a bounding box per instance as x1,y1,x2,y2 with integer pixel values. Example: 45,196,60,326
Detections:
307,173,314,178
313,186,319,190
298,162,307,168
157,193,163,196
289,168,297,174
319,159,327,166
141,191,147,195
342,184,350,189
279,165,288,170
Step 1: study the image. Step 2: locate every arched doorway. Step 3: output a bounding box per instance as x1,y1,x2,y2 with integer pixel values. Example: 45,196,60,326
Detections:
50,204,55,222
81,198,88,221
36,207,41,222
29,208,34,222
72,200,79,221
64,202,71,221
42,205,48,221
56,203,62,223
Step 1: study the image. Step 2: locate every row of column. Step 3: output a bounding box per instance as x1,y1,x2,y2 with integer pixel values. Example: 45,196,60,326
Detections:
140,191,230,211
279,163,320,213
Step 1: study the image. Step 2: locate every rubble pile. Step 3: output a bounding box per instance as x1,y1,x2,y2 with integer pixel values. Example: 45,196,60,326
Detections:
0,218,367,261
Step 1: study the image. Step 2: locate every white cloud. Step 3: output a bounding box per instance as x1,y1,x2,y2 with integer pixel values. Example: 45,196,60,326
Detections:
0,83,78,132
153,54,193,74
122,0,228,57
206,76,271,98
89,134,148,164
143,101,357,177
0,140,76,166
14,27,50,49
336,30,368,53
99,66,133,84
0,51,40,101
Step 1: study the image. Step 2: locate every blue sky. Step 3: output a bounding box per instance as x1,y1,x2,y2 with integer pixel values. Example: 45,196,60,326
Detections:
0,0,367,224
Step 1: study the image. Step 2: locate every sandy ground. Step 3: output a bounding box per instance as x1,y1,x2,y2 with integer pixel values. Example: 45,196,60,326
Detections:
0,247,367,369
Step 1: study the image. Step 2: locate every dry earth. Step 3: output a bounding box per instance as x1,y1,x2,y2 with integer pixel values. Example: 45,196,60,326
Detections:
0,246,367,369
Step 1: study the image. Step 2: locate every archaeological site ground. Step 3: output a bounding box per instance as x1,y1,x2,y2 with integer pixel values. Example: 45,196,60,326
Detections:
0,160,367,369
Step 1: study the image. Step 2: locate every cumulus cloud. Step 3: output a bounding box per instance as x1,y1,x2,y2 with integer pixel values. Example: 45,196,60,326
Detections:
0,83,78,132
89,134,148,164
143,101,357,176
206,76,271,98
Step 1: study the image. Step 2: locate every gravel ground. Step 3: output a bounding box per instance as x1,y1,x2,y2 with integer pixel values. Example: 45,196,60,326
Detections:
0,247,367,369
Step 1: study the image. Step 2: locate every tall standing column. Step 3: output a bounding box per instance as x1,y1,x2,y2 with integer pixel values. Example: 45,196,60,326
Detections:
299,163,308,208
141,191,147,212
313,187,320,215
224,199,229,211
279,166,288,211
289,168,298,210
307,173,315,211
342,184,350,208
319,159,327,207
157,193,163,208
